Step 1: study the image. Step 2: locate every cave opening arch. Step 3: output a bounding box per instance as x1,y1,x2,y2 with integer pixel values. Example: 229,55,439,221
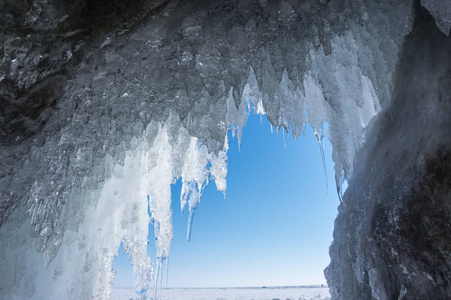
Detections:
0,1,450,299
111,113,339,298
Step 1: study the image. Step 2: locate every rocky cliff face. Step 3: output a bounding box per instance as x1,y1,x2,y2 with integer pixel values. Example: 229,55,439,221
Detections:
326,5,451,299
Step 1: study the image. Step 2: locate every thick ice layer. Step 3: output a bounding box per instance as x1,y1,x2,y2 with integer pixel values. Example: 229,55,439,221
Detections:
2,0,448,299
1,116,228,299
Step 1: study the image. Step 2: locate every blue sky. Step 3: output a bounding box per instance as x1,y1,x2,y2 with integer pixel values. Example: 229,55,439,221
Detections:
113,114,340,288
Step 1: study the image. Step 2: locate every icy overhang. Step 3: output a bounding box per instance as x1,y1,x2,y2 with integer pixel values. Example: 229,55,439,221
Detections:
0,0,450,299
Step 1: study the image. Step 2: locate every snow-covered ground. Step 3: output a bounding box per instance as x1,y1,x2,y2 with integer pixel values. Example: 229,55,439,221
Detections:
112,285,330,300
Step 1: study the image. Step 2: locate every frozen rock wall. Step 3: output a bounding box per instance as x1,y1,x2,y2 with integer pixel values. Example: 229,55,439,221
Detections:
0,0,449,299
326,4,451,299
421,0,451,35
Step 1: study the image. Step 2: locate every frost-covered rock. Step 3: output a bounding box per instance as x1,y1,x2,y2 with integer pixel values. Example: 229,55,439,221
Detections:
326,5,451,299
421,0,451,35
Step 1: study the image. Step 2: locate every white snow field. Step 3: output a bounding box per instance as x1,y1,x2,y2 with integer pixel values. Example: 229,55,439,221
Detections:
112,286,330,300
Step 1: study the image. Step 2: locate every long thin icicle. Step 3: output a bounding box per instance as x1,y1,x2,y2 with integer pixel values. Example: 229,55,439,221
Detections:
153,258,164,300
282,129,287,149
186,205,197,241
314,127,329,192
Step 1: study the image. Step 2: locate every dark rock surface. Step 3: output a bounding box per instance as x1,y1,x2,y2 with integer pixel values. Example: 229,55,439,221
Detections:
326,4,451,299
0,0,169,145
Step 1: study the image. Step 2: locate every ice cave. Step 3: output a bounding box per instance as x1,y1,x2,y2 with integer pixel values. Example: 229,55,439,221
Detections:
0,0,450,299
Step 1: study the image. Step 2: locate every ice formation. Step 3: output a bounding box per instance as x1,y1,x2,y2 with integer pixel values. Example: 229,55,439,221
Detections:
326,5,451,298
0,0,450,299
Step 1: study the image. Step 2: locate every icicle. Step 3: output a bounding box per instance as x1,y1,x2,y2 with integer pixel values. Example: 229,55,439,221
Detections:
165,257,169,287
314,127,329,191
187,188,202,241
336,173,347,203
186,205,196,241
153,256,158,299
282,129,287,149
181,181,202,241
270,123,273,133
337,185,343,203
159,263,163,300
152,256,168,300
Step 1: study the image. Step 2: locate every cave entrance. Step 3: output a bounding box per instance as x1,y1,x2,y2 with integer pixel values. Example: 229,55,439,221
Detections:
112,113,339,297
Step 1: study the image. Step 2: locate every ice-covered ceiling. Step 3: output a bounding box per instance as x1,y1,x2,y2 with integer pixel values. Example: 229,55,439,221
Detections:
0,0,450,299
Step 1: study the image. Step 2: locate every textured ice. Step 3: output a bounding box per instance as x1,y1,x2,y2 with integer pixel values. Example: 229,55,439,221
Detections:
1,0,449,299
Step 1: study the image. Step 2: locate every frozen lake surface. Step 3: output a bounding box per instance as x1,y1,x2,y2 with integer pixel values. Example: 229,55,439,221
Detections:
112,285,331,300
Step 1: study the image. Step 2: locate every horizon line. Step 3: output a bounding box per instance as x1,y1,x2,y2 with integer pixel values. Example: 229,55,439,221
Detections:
114,284,328,290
